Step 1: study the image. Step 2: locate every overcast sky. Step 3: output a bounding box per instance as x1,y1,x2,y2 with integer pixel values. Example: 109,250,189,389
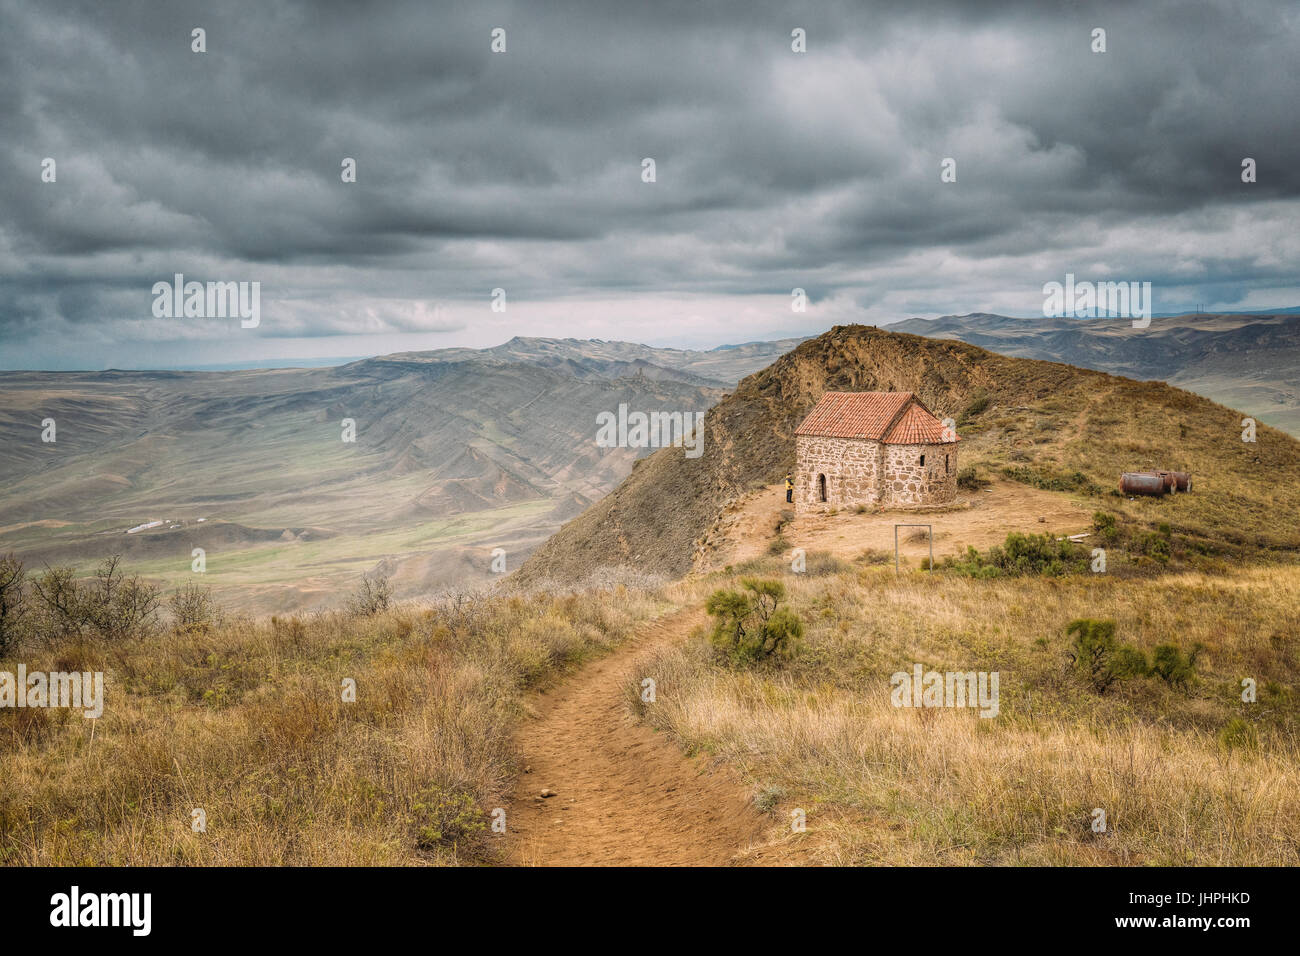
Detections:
2,0,1298,369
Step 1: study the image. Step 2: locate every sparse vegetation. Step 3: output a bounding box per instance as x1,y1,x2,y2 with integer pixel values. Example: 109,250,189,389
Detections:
346,572,392,617
7,325,1300,868
169,582,218,635
27,555,161,644
0,568,661,865
631,562,1300,865
1001,465,1098,495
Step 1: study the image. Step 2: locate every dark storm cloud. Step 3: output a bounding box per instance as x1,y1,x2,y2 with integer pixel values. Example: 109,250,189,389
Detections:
1,0,1298,366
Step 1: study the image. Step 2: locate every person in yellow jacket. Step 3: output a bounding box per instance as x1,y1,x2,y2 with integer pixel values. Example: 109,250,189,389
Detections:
785,473,794,503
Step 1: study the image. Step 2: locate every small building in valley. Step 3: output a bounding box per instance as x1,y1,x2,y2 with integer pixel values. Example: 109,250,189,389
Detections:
793,391,959,511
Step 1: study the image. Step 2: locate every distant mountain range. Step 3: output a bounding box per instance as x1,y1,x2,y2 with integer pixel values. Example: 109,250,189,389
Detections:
6,318,1298,610
0,336,802,612
890,312,1300,435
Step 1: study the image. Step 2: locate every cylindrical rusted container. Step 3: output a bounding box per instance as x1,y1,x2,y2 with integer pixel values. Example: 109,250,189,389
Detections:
1120,472,1167,496
1144,470,1193,493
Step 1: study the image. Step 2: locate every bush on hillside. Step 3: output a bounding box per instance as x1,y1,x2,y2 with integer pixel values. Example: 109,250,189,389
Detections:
347,572,392,617
767,534,792,555
412,784,487,851
1218,717,1258,752
944,532,1087,578
1150,642,1202,688
1126,527,1173,564
170,582,217,635
1092,511,1119,543
958,392,991,423
705,577,803,667
0,553,29,655
1002,465,1097,494
1066,618,1148,694
31,555,161,643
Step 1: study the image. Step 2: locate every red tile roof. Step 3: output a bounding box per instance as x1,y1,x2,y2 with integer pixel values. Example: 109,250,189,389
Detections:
883,401,954,444
795,391,958,444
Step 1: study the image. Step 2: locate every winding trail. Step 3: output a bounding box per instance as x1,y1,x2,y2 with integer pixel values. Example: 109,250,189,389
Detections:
503,608,768,866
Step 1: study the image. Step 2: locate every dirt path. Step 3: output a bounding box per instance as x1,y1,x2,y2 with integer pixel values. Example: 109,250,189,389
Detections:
502,608,769,866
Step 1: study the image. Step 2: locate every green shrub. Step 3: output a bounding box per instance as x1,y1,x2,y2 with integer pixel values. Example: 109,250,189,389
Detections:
956,466,988,491
1002,466,1097,494
1150,642,1201,688
947,533,1087,577
705,578,803,667
767,534,792,555
1092,511,1120,543
412,785,486,850
1066,618,1148,694
1135,530,1173,563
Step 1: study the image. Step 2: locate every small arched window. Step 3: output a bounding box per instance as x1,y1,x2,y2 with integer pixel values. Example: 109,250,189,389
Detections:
920,454,926,466
945,454,949,474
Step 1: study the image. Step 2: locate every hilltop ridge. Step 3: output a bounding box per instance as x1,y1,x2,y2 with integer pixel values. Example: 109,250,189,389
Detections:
516,325,1300,584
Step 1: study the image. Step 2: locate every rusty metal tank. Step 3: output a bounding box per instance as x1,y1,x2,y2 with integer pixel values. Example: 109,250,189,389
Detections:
1120,472,1168,496
1140,469,1193,493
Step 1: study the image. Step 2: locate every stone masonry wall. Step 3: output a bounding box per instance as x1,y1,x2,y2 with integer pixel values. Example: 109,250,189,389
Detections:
796,435,957,512
881,442,958,506
795,435,879,512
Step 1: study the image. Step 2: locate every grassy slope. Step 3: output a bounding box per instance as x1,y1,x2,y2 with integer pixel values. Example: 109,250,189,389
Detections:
517,325,1300,585
632,560,1300,865
0,586,664,865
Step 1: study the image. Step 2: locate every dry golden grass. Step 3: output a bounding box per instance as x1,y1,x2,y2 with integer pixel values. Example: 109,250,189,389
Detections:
633,560,1300,865
0,586,663,865
963,374,1300,554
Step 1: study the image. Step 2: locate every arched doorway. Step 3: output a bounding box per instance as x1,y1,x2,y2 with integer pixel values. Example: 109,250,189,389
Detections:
817,473,827,502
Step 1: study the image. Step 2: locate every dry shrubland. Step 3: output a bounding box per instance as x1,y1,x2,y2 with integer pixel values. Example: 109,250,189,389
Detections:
5,541,1298,867
631,558,1300,865
0,566,662,865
